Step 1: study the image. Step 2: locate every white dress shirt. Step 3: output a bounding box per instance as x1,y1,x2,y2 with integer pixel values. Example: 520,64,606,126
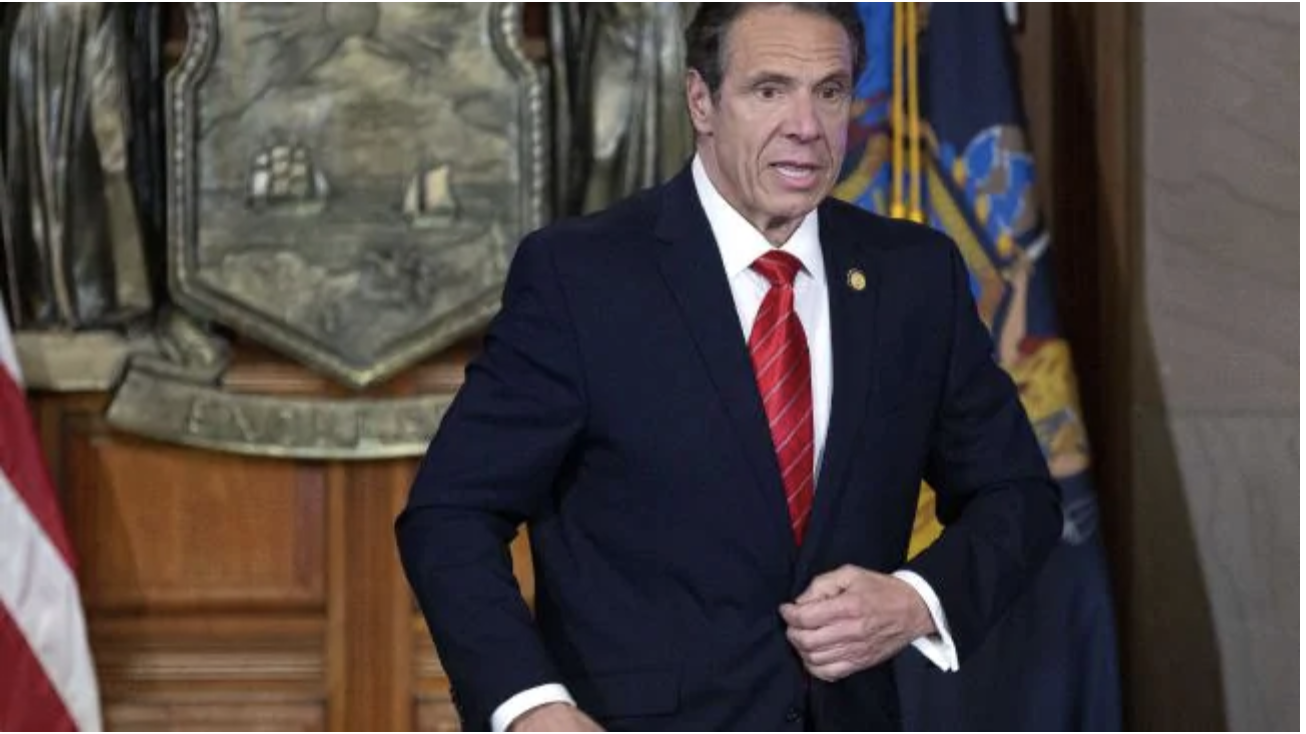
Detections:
489,157,958,732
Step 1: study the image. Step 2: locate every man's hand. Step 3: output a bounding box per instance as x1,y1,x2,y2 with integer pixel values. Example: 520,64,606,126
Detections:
508,702,604,732
779,565,936,682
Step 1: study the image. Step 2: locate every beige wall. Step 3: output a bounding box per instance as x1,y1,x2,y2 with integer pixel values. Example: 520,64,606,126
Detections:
1135,3,1298,730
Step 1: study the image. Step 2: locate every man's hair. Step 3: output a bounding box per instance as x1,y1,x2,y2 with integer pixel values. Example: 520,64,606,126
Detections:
684,3,866,96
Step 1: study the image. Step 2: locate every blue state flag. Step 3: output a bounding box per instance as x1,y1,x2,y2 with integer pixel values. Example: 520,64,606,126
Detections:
836,4,1123,729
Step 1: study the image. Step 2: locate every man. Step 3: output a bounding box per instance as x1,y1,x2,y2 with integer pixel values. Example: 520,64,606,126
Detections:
396,4,1061,731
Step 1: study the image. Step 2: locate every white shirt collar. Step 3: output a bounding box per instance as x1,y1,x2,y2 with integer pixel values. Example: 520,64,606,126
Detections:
691,154,825,285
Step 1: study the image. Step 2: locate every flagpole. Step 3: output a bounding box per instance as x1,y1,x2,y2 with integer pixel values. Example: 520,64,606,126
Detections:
907,1,924,224
891,2,905,219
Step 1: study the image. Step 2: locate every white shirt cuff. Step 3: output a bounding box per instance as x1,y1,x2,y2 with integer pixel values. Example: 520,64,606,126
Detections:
490,683,576,732
892,569,960,672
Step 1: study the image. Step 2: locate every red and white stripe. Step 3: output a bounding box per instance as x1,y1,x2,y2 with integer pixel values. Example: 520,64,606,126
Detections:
0,302,101,732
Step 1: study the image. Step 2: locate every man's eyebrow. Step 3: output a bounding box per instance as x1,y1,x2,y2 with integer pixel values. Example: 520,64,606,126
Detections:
744,71,853,88
745,72,798,87
816,71,854,87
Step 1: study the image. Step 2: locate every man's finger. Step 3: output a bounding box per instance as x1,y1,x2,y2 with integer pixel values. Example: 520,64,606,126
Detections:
793,564,861,604
806,659,854,683
780,594,853,630
786,618,853,653
803,642,853,667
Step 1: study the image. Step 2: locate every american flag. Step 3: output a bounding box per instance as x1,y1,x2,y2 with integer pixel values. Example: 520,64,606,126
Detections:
0,300,102,731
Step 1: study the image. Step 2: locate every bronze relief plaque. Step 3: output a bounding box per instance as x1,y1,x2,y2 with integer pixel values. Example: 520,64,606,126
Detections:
168,3,547,388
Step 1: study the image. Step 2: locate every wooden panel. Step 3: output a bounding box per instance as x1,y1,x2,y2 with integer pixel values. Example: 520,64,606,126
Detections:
34,341,486,730
91,615,326,732
327,461,415,731
61,414,326,612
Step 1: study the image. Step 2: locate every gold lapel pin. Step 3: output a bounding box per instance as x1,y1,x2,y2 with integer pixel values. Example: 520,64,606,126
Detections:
847,268,867,292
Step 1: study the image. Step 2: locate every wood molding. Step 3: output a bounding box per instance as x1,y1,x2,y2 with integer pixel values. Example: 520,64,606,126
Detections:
98,647,322,685
106,699,325,732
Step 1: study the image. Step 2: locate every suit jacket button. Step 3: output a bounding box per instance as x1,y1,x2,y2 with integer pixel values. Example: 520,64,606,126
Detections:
785,707,804,724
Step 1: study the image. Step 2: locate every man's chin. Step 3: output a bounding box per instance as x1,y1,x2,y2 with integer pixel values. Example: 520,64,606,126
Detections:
764,193,825,220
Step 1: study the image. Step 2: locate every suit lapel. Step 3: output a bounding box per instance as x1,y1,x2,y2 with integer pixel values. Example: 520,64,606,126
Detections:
653,169,797,559
796,202,884,583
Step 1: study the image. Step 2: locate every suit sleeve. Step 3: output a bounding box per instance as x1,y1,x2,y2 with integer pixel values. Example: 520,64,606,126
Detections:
396,233,585,729
903,238,1063,662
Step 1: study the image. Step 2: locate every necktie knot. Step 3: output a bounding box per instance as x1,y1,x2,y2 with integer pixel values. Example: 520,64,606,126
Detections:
751,250,803,288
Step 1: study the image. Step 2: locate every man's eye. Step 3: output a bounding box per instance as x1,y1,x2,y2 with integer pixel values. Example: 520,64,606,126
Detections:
819,85,847,101
757,85,781,100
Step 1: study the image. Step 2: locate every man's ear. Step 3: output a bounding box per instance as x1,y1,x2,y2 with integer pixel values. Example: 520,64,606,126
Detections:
685,69,714,136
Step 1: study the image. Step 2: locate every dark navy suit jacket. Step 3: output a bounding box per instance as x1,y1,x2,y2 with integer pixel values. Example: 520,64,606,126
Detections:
396,166,1061,731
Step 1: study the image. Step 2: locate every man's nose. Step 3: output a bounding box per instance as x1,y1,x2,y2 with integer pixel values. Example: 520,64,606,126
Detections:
781,92,823,142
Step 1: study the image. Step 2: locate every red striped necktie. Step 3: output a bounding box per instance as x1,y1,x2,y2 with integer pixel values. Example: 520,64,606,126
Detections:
747,250,814,544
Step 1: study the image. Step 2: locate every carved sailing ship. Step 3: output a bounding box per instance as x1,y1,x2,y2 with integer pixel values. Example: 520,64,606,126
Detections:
403,164,458,228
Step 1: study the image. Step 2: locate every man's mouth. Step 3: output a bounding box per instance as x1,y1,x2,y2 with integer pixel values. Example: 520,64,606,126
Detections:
771,162,822,185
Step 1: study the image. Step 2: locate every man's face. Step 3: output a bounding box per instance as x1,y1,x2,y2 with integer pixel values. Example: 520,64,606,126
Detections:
688,5,854,241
